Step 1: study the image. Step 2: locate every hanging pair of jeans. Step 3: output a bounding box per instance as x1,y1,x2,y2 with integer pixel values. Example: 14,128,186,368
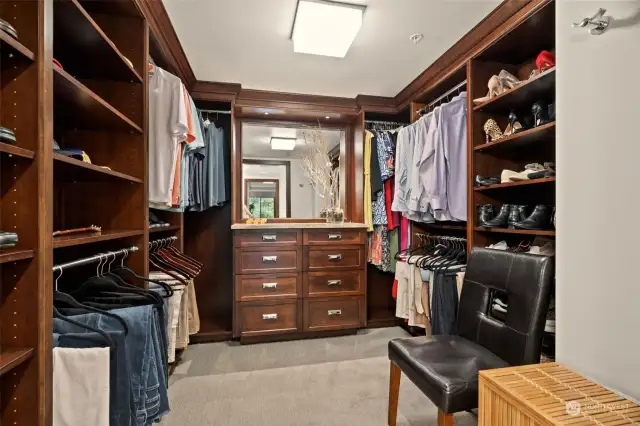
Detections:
61,305,170,425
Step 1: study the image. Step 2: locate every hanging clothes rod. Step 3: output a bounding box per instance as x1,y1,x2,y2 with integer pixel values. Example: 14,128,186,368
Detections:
53,246,138,272
198,109,232,114
419,80,468,114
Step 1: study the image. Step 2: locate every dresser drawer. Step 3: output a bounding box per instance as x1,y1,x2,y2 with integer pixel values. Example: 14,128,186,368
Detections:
305,270,364,297
234,230,301,248
304,297,364,331
235,273,301,301
304,245,364,271
235,248,301,274
237,300,300,337
303,229,365,246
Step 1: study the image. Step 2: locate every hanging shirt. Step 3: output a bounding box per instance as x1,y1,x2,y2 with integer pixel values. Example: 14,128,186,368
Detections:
391,126,413,213
440,92,468,221
148,67,188,205
364,131,373,232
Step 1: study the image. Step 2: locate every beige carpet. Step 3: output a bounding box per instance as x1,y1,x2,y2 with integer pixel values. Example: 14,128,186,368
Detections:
163,328,477,426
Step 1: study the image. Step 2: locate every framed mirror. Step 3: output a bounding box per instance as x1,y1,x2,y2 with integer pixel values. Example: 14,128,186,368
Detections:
238,121,346,221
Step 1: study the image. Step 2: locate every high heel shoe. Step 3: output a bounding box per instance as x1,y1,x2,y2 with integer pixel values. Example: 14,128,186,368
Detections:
483,119,504,143
532,101,550,127
498,70,522,90
504,111,524,136
473,75,506,105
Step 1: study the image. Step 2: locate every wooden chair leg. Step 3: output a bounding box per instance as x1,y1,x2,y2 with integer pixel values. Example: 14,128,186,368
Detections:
437,409,454,426
388,361,401,426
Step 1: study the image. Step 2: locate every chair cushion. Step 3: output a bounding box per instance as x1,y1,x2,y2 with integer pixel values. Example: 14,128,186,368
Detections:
389,335,509,413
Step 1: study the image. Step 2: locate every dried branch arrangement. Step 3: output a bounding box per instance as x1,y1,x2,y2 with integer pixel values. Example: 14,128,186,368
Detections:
300,130,333,212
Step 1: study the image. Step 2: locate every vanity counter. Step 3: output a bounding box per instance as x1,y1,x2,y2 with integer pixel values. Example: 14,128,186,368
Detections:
231,222,367,230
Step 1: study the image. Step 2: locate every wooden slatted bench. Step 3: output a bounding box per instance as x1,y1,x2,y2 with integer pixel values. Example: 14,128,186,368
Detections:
479,362,640,425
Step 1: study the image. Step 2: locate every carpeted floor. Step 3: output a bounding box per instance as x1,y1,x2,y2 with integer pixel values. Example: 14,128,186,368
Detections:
163,327,477,426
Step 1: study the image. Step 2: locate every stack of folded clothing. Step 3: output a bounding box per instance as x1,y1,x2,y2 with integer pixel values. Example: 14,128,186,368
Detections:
0,126,16,145
0,231,18,249
0,18,18,39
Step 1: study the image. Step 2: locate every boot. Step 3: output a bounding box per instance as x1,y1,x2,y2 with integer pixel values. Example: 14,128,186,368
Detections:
481,204,510,228
508,205,529,229
514,205,551,230
477,204,495,226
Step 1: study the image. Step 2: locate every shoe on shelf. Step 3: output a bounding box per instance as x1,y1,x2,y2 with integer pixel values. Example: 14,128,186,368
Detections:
532,100,551,127
501,163,546,182
483,119,504,143
487,240,508,250
504,111,525,136
493,303,507,314
477,204,495,224
529,242,555,256
508,205,529,229
0,231,18,249
475,175,500,187
481,204,511,228
536,50,556,74
494,298,508,309
473,75,506,105
513,205,552,230
498,69,522,90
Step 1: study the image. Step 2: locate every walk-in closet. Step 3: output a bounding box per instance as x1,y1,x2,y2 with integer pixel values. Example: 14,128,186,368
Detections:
1,0,638,425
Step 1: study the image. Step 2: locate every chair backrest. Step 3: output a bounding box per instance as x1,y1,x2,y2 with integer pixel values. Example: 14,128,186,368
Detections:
456,248,554,366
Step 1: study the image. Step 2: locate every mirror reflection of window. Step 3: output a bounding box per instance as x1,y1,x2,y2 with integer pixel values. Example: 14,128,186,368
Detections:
241,123,344,219
245,179,279,218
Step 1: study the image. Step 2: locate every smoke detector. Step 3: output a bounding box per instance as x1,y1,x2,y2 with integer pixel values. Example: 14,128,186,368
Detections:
410,33,424,44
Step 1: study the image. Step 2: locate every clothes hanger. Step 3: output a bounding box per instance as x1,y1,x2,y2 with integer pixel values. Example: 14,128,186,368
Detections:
154,239,199,277
112,251,174,298
53,265,130,335
150,240,195,279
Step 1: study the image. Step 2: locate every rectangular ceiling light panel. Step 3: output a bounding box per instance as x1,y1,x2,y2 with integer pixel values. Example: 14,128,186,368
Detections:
271,137,297,151
292,0,365,58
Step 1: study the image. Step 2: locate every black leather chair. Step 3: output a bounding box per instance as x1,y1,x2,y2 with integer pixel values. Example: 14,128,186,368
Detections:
387,248,554,426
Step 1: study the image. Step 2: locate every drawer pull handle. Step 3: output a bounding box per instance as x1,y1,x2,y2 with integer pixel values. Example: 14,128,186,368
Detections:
262,282,278,289
262,313,278,320
327,254,342,261
262,234,277,241
328,309,342,316
328,233,342,240
262,256,277,263
328,280,342,286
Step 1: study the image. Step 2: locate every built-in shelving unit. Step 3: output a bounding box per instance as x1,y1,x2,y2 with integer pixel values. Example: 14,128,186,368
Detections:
0,0,148,424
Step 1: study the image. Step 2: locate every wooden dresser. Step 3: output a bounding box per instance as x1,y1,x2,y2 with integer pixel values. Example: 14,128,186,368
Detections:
232,223,367,342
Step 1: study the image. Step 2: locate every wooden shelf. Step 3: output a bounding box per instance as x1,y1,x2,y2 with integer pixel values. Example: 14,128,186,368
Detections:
149,225,181,233
0,30,35,62
475,177,555,191
54,153,143,183
53,0,142,82
473,67,556,113
474,227,555,236
0,348,34,376
0,249,34,264
54,229,144,248
474,122,556,152
0,142,35,160
53,66,143,133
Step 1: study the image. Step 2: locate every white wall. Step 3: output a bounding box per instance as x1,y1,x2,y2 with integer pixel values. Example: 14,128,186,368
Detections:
557,0,640,400
289,159,315,218
242,163,287,217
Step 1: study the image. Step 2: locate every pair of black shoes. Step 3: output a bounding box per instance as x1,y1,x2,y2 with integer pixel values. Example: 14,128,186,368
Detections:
479,204,553,230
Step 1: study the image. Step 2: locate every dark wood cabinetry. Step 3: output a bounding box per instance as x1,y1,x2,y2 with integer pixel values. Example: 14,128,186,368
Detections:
232,225,367,342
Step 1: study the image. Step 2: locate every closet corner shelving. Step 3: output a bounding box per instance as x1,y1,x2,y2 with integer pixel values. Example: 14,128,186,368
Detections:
1,0,149,424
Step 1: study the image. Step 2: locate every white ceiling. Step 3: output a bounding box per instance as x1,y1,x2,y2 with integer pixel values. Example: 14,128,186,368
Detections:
243,124,342,159
162,0,501,98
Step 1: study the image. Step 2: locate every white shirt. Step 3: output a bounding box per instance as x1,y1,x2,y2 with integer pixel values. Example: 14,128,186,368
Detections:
148,67,188,205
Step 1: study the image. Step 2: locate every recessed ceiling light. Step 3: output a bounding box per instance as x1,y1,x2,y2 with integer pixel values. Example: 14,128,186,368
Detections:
325,116,330,119
271,137,296,151
410,33,424,44
264,112,270,115
292,0,365,58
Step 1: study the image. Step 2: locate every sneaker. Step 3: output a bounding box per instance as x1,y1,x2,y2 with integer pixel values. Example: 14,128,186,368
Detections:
502,164,546,182
492,303,507,314
545,297,556,333
487,240,508,250
494,298,508,309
